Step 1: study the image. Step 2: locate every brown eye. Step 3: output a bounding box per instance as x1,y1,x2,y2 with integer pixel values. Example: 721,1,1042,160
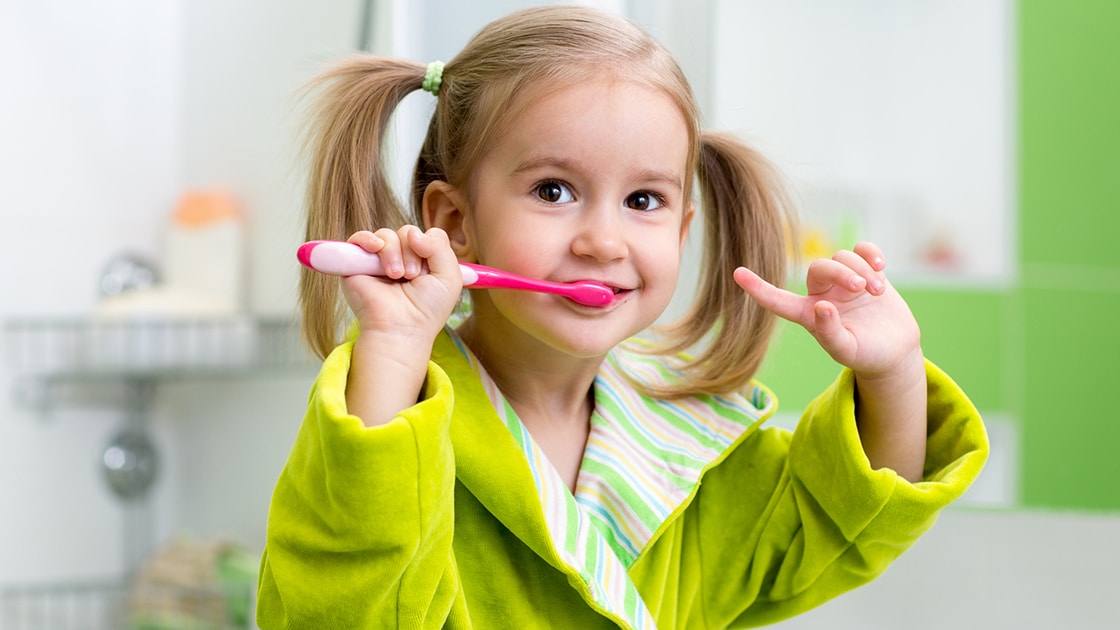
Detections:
535,181,574,204
625,191,663,211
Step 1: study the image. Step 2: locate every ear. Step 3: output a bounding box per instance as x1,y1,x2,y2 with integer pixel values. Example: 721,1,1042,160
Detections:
422,181,474,259
679,202,695,250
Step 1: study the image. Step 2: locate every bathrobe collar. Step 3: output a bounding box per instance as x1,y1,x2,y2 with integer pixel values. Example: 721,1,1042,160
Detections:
432,329,775,629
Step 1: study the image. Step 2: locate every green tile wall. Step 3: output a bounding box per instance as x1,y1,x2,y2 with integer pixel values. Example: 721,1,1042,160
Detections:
1019,2,1120,270
1019,0,1120,510
1020,286,1120,509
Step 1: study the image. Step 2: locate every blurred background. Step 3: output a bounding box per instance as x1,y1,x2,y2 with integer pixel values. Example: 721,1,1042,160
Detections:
0,0,1116,628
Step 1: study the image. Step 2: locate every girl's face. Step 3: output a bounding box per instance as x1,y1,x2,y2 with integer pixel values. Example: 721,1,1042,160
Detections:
458,77,692,359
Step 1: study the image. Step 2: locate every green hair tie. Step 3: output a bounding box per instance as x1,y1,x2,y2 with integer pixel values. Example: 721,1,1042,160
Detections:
422,60,445,96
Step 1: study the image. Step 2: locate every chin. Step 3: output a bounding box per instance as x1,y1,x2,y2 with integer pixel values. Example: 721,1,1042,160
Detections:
540,318,652,359
485,292,663,356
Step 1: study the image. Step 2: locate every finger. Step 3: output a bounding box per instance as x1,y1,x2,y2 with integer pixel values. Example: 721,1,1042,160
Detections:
853,242,888,295
831,249,885,296
806,258,866,296
734,266,808,325
396,225,426,279
854,241,886,271
370,228,405,277
408,227,460,285
832,249,875,276
347,230,383,252
812,300,855,361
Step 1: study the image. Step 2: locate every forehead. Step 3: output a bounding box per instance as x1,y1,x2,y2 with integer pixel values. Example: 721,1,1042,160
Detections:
484,78,691,180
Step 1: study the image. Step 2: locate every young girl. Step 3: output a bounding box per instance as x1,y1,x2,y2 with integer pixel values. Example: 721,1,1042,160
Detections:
258,6,987,629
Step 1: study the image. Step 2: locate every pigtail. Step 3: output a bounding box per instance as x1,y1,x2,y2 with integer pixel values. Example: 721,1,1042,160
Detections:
651,131,796,398
297,56,427,359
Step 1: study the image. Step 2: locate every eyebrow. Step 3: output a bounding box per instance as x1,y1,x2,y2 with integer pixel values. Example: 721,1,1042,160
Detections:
512,156,683,191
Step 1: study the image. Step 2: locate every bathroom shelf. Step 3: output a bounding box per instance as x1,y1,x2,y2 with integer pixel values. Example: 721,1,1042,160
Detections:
5,315,312,377
3,315,318,576
4,316,316,409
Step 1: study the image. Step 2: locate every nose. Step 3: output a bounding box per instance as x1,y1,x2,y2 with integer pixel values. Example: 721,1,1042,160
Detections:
570,204,629,262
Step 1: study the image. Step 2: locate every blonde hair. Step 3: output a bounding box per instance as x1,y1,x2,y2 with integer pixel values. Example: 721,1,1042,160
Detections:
298,6,795,398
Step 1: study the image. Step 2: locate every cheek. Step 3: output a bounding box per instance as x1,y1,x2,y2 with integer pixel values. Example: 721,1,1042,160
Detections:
464,213,517,266
473,217,564,273
657,259,683,294
482,230,552,272
653,229,687,274
660,233,690,284
641,244,684,295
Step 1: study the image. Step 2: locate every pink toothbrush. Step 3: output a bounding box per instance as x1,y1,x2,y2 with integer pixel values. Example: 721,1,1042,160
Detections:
297,240,614,307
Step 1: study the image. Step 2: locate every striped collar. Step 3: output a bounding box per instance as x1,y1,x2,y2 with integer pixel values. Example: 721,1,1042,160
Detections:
579,344,774,566
447,330,774,629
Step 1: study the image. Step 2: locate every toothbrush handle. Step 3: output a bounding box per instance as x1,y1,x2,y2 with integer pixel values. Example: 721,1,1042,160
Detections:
460,263,547,292
298,240,479,284
298,241,387,276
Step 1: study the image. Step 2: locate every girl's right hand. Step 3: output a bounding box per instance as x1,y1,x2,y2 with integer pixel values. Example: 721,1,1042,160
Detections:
341,226,462,427
341,226,463,341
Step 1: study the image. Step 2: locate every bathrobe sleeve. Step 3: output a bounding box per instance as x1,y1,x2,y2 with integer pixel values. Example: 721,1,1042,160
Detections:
688,359,988,628
256,340,467,629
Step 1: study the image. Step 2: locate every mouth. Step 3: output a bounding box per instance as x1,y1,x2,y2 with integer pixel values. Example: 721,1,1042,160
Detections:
554,280,630,307
599,284,634,304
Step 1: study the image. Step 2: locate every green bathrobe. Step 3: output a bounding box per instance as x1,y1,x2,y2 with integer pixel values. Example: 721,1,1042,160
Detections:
258,329,987,629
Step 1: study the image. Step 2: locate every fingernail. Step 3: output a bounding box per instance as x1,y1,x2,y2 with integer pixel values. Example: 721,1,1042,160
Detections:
405,262,420,276
870,279,885,294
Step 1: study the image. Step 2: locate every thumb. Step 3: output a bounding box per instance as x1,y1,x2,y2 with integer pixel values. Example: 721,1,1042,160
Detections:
811,300,854,361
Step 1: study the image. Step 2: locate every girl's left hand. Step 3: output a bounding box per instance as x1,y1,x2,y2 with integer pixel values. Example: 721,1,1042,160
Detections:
733,241,921,378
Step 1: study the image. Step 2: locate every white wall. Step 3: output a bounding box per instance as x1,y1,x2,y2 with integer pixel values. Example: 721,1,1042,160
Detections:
0,0,184,583
162,0,362,553
712,0,1015,284
0,0,350,582
0,1,183,317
